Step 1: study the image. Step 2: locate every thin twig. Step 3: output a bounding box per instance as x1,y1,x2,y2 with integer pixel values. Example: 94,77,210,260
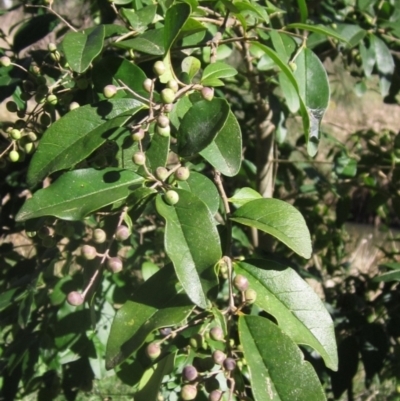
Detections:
26,4,77,32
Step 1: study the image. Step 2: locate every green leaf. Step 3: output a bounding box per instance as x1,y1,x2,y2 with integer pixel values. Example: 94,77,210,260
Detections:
336,23,366,48
201,62,238,87
181,56,201,83
293,47,330,156
121,5,157,32
373,270,400,282
270,30,296,63
200,110,242,177
62,25,105,73
334,154,357,177
106,265,193,369
177,171,220,216
297,0,308,22
287,23,349,44
156,190,221,309
371,34,395,97
144,130,170,171
164,2,191,52
239,315,327,401
114,28,165,55
27,98,144,186
16,168,143,221
230,198,312,258
233,1,269,23
177,98,230,157
360,41,376,78
235,260,338,370
279,72,300,113
228,187,262,208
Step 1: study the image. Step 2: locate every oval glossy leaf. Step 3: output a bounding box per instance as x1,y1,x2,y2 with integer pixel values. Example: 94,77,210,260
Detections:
121,4,157,33
200,110,242,177
106,265,193,369
228,187,262,208
164,2,191,52
201,62,238,87
287,23,349,44
27,98,144,186
235,259,338,370
293,47,330,156
16,168,143,221
239,315,326,401
114,28,165,55
62,25,105,73
177,98,230,157
155,190,221,309
230,198,312,258
336,24,366,48
181,56,201,83
177,171,220,216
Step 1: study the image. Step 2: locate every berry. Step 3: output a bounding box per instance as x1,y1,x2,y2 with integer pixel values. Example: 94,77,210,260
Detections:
210,326,224,341
93,228,107,244
212,350,226,365
157,114,170,128
164,190,179,206
143,78,153,93
289,61,297,72
209,390,223,401
223,357,236,371
155,166,169,181
182,365,198,382
233,274,249,292
181,384,197,401
6,101,18,113
174,166,190,181
107,257,123,273
40,113,51,126
10,129,21,140
103,84,117,99
244,288,257,304
146,342,161,360
81,244,97,260
204,377,219,392
159,327,172,337
201,87,214,101
132,151,146,165
50,51,61,62
156,124,171,137
69,101,80,110
47,94,58,105
166,79,179,92
48,43,57,52
37,226,50,239
153,60,166,76
160,88,175,104
9,150,20,162
115,225,130,241
26,132,38,142
0,56,11,67
163,103,173,113
132,128,145,141
24,142,34,154
67,291,84,306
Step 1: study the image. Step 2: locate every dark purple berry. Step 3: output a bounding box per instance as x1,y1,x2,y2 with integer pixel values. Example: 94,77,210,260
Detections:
182,365,198,382
212,350,226,365
210,327,224,341
233,274,249,292
223,357,236,371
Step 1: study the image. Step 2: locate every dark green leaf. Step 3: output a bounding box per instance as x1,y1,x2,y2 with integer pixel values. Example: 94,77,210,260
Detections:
297,0,308,22
114,28,165,55
233,1,269,23
177,98,230,157
239,315,326,401
144,131,170,171
200,110,242,177
16,168,143,221
27,98,144,186
373,270,400,282
164,3,191,52
230,198,312,258
156,190,221,308
106,265,193,368
121,5,157,32
235,260,338,370
201,62,238,87
62,25,105,73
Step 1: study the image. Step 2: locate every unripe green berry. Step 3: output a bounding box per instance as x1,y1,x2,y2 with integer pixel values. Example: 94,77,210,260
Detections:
132,128,145,141
156,124,170,137
223,357,236,371
209,390,223,401
24,142,34,154
182,365,198,382
143,78,153,93
161,88,175,104
155,166,169,181
47,94,58,105
69,101,80,111
31,65,41,75
166,79,179,92
81,244,97,260
67,291,84,306
175,166,190,181
26,132,38,142
153,60,166,76
181,384,197,401
48,43,57,52
201,87,214,101
93,228,107,243
0,56,11,67
164,190,179,205
115,225,130,241
146,342,161,360
107,257,123,273
209,326,224,341
103,84,117,99
289,61,297,72
50,51,61,62
10,129,21,140
233,274,249,292
212,350,226,365
9,150,20,162
157,114,170,128
244,288,257,304
132,151,146,165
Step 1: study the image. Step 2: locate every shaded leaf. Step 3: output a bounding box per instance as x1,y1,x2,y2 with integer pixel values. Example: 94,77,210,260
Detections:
164,2,191,52
333,23,366,47
155,190,221,309
16,168,143,221
231,198,312,258
121,5,157,33
239,315,326,401
235,259,338,370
